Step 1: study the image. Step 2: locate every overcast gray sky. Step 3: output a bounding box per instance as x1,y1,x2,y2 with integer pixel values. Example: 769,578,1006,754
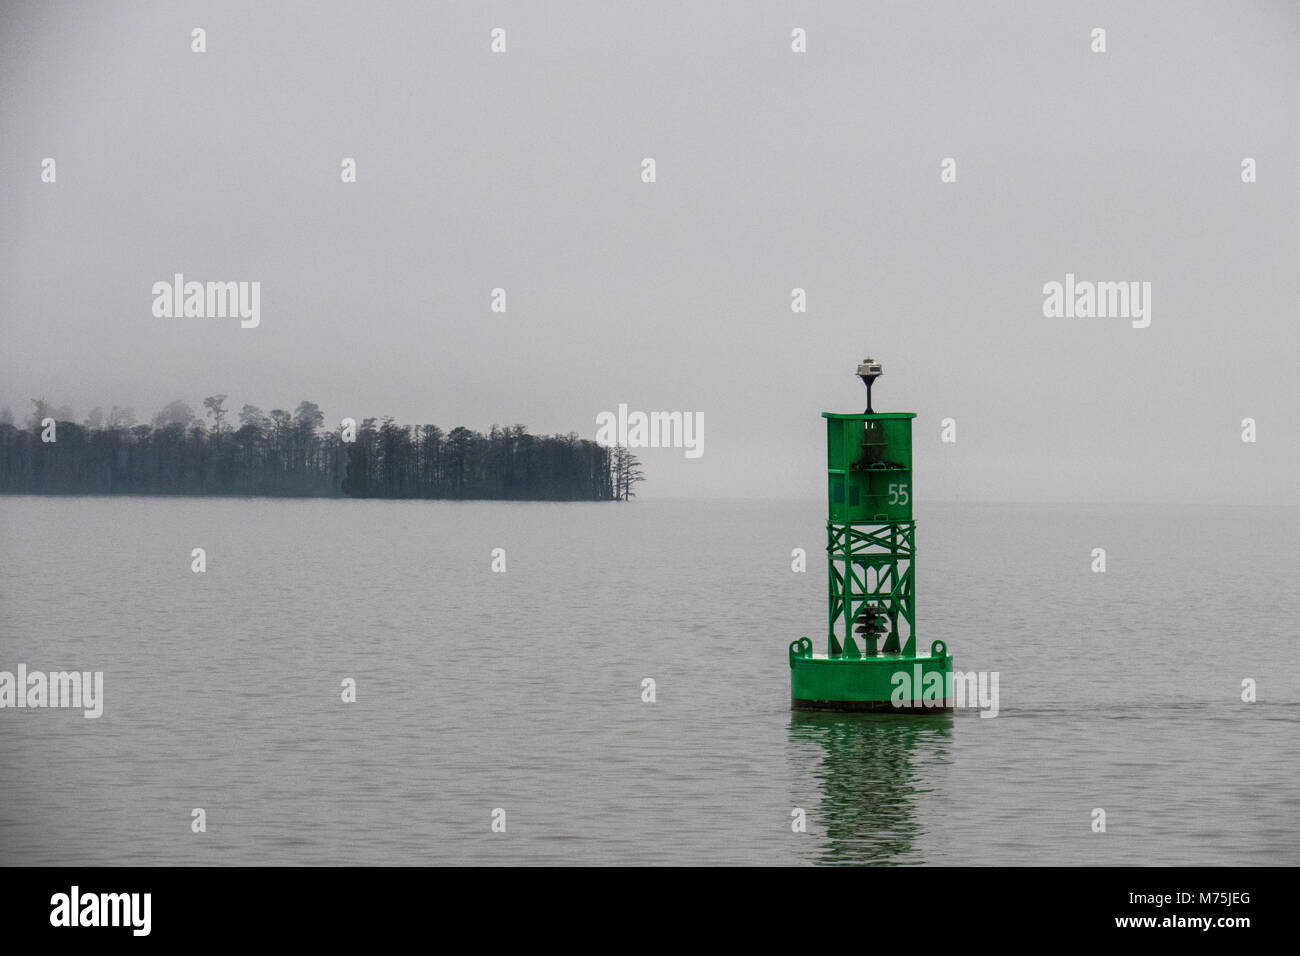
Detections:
2,1,1296,502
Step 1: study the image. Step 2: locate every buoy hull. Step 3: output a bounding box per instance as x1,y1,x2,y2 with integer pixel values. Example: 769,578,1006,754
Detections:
789,643,954,713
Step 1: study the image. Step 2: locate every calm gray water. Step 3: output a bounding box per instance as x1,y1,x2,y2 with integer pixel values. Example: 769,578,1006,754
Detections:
1,496,1297,865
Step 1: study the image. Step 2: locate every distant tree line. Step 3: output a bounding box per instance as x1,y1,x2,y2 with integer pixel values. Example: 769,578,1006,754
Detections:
341,419,618,500
0,397,645,501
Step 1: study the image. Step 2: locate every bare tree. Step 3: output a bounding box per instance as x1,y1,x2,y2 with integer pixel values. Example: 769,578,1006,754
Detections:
611,445,645,501
203,394,229,433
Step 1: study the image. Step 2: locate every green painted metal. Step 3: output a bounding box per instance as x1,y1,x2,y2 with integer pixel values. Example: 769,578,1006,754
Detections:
790,638,954,712
790,371,953,712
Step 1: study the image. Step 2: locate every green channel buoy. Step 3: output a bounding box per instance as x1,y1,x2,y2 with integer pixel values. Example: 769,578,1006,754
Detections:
789,358,954,712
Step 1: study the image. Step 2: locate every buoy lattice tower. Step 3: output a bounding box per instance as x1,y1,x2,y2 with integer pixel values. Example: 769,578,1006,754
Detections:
789,358,954,712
